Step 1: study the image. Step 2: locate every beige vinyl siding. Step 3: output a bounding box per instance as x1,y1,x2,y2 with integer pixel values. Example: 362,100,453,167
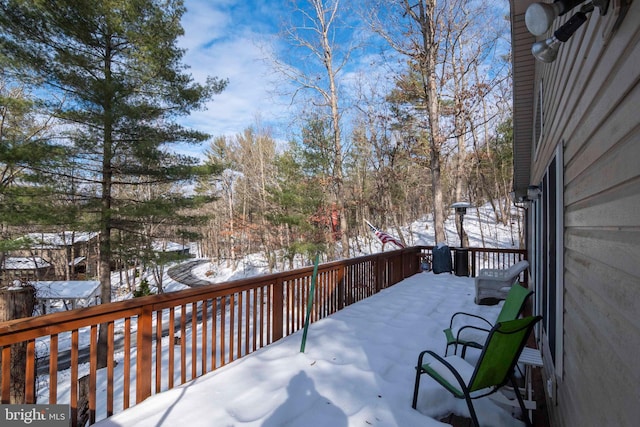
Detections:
530,1,640,426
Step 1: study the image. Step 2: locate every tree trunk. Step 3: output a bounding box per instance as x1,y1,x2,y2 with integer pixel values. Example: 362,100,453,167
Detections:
97,223,112,369
411,0,447,244
0,286,36,404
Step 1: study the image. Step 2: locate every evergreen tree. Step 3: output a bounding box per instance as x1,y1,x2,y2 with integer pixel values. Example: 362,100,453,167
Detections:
469,117,514,223
0,77,64,284
0,0,227,366
267,139,329,266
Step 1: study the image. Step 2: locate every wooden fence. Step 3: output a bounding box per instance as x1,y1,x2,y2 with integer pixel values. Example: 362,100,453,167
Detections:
0,246,525,426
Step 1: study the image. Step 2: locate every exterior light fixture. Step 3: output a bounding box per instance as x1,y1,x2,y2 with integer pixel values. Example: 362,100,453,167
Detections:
525,0,584,36
527,185,543,200
510,190,530,209
510,190,525,203
528,0,610,63
532,3,594,62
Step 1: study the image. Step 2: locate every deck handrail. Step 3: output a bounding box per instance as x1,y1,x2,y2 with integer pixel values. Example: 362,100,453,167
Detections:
0,246,525,426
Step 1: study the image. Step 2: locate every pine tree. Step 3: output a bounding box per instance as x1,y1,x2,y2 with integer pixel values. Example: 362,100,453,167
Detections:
0,0,227,366
0,77,64,284
267,139,329,267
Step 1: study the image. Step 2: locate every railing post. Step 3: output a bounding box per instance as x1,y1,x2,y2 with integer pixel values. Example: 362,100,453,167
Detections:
409,248,418,277
411,249,419,276
375,253,384,293
271,278,284,342
136,306,153,403
337,267,345,311
471,249,477,277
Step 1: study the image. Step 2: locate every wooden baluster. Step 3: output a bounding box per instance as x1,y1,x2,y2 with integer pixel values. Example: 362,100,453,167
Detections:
211,299,217,369
135,308,152,404
50,335,58,404
155,310,163,393
191,302,197,379
89,326,97,423
272,278,284,342
107,321,114,416
201,302,208,374
25,340,35,403
168,308,175,389
180,305,186,383
123,317,131,408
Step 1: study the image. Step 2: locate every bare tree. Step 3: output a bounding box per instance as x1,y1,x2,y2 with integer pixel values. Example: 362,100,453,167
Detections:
366,0,448,243
273,0,360,258
231,126,279,267
443,2,508,245
366,0,511,244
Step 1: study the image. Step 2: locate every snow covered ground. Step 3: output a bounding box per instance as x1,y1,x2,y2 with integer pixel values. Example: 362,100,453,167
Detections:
178,202,524,292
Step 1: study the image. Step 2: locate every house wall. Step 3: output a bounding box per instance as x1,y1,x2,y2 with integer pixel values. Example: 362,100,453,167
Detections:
530,2,640,426
13,247,70,280
1,266,55,283
13,237,100,281
73,240,100,278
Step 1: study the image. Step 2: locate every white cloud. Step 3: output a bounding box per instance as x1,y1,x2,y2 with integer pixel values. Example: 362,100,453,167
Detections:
179,1,231,51
177,0,292,158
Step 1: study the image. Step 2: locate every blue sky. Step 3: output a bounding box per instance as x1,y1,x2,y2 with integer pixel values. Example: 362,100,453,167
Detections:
178,0,291,154
175,0,511,161
176,0,392,159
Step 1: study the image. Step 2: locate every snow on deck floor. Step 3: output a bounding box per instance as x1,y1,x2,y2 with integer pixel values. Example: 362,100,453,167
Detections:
95,272,525,427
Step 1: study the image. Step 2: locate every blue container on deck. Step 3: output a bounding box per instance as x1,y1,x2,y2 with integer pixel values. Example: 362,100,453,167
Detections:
432,245,453,274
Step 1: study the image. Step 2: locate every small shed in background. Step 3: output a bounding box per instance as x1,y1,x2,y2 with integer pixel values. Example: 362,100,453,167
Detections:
1,256,54,284
32,280,101,314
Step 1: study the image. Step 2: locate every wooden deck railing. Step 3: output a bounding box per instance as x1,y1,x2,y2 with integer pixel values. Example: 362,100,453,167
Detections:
0,246,525,426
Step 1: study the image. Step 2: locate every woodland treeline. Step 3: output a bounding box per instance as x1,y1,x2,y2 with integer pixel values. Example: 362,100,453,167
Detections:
196,113,515,271
1,0,517,286
196,0,517,268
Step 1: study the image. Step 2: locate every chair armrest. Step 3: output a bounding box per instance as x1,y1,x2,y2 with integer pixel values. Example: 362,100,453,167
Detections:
417,350,469,397
457,325,491,358
478,261,529,280
449,311,492,329
456,324,491,342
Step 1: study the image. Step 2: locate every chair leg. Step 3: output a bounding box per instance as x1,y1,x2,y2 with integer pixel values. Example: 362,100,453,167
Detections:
445,342,455,356
412,351,429,409
463,392,480,427
510,375,533,427
412,366,423,409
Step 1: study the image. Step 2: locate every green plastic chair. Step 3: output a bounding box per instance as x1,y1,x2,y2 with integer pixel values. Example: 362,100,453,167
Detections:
413,315,542,427
443,283,533,357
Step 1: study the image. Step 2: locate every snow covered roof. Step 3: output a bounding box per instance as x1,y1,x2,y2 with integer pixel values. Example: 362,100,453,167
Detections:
70,256,86,266
23,232,99,249
2,256,51,270
32,280,100,300
151,241,189,253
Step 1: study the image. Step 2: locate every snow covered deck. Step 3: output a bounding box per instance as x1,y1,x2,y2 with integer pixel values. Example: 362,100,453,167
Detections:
94,273,532,427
